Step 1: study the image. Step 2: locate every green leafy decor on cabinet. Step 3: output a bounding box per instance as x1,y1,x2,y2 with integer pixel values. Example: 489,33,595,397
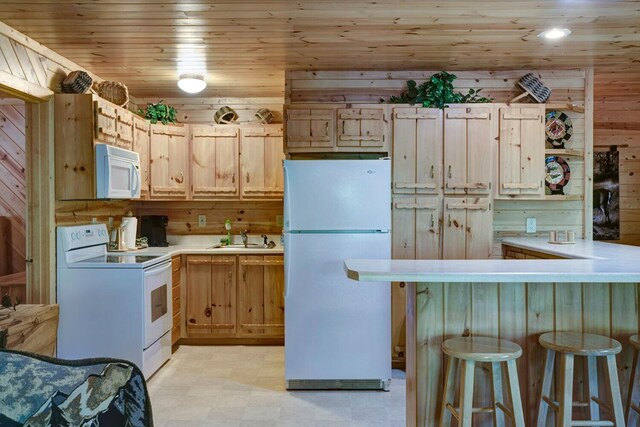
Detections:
382,71,493,109
138,100,178,124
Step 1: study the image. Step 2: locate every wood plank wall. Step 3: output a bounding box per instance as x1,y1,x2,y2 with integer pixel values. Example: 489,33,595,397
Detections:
413,280,639,427
594,71,640,245
286,70,589,255
133,97,283,124
0,99,25,274
0,21,101,99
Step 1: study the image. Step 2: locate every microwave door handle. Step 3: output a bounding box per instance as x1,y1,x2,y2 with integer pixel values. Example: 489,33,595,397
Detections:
132,165,141,196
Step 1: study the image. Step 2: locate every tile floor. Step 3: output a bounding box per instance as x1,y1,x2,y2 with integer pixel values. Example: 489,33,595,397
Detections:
147,346,406,427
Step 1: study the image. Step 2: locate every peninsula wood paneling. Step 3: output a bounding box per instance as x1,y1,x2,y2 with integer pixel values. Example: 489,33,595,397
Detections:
2,2,639,99
0,100,26,274
594,71,640,246
409,280,640,427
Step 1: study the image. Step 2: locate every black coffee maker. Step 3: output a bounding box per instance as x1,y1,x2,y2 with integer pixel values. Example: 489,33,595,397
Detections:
140,215,169,247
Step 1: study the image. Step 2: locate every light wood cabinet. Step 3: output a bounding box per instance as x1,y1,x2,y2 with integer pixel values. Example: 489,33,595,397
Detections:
238,255,285,337
149,124,188,199
185,254,284,340
186,255,237,337
54,93,143,200
392,107,443,194
442,197,493,259
444,106,493,195
190,125,239,199
337,106,387,149
498,105,545,198
240,125,284,200
285,107,334,149
132,117,150,198
171,256,181,347
391,195,441,366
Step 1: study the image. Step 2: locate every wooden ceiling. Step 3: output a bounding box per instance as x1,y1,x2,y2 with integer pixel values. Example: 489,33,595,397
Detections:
1,1,639,99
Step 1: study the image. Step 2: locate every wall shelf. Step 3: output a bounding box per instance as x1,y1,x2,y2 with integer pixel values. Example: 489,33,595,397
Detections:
545,103,585,113
545,149,584,157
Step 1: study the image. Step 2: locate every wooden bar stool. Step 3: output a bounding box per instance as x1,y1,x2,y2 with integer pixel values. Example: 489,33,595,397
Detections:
536,331,625,427
626,335,640,425
439,336,525,427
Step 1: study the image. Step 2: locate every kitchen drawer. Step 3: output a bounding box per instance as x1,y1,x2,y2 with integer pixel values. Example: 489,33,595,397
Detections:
171,256,181,285
172,284,180,316
171,312,180,345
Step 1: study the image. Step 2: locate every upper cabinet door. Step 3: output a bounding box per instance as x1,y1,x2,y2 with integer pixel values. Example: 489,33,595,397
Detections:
498,106,544,197
190,125,239,199
94,99,118,145
149,124,188,199
285,108,334,149
132,117,150,198
115,107,134,150
392,107,442,194
337,107,386,148
240,125,284,200
444,106,493,195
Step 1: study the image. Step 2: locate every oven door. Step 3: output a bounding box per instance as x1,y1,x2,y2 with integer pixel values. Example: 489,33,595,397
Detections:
143,260,172,349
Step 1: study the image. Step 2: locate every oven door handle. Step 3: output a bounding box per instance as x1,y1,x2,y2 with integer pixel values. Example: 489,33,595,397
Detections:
143,260,172,277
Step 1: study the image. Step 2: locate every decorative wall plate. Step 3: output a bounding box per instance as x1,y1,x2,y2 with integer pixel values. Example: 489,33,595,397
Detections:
545,111,573,148
545,156,571,195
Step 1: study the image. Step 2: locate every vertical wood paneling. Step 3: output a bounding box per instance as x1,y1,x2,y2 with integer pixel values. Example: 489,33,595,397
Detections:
0,100,25,274
415,281,640,426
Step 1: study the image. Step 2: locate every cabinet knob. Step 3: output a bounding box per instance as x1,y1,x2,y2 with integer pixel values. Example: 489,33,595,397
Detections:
430,165,435,179
448,165,452,179
399,282,405,288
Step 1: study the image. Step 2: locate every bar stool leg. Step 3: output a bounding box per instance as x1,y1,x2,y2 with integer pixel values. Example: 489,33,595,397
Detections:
459,360,476,427
626,348,639,425
506,359,525,427
586,356,600,421
557,353,575,427
491,362,506,427
440,356,458,427
605,354,626,426
537,349,556,427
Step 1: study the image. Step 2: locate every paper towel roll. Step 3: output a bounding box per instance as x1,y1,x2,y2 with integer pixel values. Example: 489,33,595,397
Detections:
121,217,138,250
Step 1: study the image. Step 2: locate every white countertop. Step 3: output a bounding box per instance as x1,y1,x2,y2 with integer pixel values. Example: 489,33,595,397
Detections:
344,237,640,283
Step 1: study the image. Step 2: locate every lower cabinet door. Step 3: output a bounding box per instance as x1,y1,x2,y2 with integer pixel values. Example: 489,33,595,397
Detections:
238,255,284,337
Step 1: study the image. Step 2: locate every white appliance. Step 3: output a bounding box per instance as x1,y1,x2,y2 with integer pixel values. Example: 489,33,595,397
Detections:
95,143,141,199
57,224,172,379
283,159,392,391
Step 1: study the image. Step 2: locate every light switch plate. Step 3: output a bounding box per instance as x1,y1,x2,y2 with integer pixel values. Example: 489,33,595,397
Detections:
526,217,536,233
198,215,206,227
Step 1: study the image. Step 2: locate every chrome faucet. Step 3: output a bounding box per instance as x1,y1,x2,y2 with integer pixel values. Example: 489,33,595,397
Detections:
241,230,249,247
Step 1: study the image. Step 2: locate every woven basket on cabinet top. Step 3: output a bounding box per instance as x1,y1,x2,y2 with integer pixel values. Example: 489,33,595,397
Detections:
93,81,129,108
61,70,93,94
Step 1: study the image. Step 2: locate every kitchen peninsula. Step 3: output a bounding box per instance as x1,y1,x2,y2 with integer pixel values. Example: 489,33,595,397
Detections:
345,238,640,427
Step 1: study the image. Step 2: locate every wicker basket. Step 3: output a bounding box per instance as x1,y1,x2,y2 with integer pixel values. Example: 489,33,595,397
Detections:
255,108,274,124
214,106,238,124
61,70,93,94
94,81,129,108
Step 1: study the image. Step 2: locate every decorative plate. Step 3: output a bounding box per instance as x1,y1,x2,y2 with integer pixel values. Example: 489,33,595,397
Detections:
545,111,573,148
545,156,571,194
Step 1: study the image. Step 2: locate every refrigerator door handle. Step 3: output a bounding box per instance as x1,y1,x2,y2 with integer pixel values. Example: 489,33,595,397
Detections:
284,234,291,298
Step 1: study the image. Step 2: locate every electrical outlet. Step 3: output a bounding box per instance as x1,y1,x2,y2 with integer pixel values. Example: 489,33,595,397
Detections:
198,215,206,227
91,217,97,224
276,215,284,227
526,217,536,233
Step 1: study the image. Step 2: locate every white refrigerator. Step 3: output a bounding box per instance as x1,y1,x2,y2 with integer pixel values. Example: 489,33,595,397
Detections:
283,159,392,391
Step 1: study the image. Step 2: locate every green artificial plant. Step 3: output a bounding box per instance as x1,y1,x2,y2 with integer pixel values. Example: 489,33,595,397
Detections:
138,100,178,124
383,71,493,109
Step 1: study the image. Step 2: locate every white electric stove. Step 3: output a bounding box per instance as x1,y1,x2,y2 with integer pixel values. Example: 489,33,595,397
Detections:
56,224,172,378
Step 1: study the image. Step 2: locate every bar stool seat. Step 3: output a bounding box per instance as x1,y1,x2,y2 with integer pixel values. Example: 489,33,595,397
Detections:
626,335,640,425
440,336,525,427
536,331,625,427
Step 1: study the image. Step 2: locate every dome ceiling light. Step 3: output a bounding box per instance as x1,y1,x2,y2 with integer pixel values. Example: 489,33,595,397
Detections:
177,74,206,94
538,28,572,40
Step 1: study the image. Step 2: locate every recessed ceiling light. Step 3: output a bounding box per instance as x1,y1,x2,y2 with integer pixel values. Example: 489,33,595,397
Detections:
538,28,571,40
177,74,206,94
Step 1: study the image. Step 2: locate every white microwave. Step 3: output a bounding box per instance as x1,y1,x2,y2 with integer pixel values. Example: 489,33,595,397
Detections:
95,143,141,199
